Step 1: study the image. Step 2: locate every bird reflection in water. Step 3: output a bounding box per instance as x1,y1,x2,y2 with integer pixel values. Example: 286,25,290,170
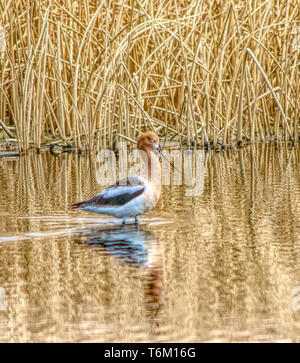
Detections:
80,224,165,318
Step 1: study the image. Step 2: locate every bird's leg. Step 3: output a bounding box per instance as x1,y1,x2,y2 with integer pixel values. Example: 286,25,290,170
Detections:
135,216,139,225
122,219,126,225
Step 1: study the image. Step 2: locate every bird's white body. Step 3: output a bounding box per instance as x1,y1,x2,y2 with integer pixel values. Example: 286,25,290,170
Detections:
76,176,160,218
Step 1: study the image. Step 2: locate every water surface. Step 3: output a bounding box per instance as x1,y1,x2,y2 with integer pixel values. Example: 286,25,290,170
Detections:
0,145,299,342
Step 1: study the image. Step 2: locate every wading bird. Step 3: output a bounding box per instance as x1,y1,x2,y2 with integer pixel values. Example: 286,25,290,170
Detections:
72,132,175,224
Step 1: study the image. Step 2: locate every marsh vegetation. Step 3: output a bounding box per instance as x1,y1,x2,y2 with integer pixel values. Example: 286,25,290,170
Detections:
0,0,299,151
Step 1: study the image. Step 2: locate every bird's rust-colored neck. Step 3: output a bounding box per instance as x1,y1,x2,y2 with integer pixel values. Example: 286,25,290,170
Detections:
139,148,161,185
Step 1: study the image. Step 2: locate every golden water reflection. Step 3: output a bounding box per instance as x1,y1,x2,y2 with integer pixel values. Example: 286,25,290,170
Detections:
0,145,299,342
79,225,165,318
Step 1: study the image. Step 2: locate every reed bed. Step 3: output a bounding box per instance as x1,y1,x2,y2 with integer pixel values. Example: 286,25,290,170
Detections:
0,0,299,152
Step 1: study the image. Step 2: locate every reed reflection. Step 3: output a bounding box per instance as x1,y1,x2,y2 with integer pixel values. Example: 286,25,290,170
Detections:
80,224,165,317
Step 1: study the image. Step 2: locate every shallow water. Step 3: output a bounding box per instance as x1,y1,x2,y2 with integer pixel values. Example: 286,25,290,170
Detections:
0,145,299,342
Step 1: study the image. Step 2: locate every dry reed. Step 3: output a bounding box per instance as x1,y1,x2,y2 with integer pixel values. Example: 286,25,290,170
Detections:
0,0,299,152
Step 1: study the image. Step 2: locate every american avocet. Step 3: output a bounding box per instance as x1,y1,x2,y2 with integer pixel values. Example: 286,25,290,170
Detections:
72,132,170,224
